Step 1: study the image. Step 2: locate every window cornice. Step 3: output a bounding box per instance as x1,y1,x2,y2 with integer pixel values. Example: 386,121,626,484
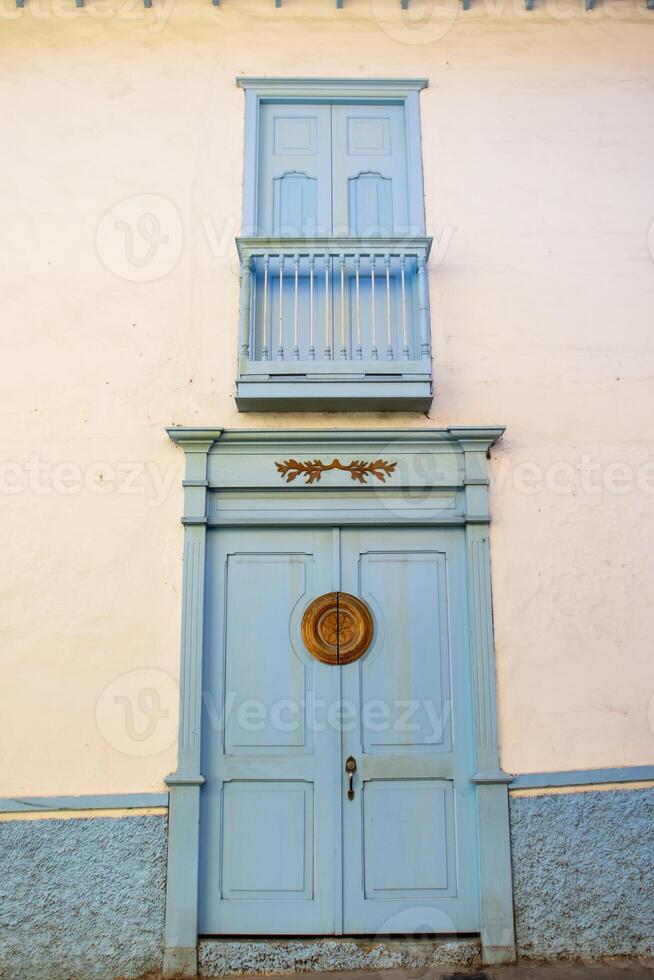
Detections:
236,77,429,99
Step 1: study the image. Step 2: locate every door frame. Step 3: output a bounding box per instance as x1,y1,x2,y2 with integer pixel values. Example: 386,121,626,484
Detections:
162,427,515,978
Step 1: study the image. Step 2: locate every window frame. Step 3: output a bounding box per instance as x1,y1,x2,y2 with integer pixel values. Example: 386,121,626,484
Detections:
236,77,429,238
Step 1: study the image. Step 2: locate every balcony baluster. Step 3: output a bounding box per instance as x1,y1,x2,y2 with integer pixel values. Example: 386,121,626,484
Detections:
235,235,433,411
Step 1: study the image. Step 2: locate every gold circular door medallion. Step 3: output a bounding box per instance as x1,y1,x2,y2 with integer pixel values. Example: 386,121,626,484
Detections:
301,591,374,665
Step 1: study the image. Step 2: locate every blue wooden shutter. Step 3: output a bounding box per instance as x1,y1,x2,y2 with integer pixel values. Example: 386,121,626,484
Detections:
257,104,332,237
331,104,410,237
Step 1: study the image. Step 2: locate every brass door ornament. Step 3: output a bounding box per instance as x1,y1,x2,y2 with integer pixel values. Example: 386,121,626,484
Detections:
301,592,374,665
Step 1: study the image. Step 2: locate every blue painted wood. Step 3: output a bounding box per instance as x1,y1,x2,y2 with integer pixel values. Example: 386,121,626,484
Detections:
258,102,410,238
237,236,431,400
199,523,479,936
332,104,409,236
0,793,167,813
404,91,427,235
199,527,341,934
163,433,214,980
166,428,511,965
235,380,432,412
238,81,428,239
186,426,503,495
241,76,428,235
347,173,393,236
258,104,332,237
456,433,515,964
238,84,429,408
242,90,259,235
209,494,462,527
273,173,318,236
236,78,429,96
511,765,654,790
341,528,479,933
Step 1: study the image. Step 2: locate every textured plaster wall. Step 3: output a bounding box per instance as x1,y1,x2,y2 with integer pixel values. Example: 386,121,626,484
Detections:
0,814,167,980
1,1,653,794
510,788,654,959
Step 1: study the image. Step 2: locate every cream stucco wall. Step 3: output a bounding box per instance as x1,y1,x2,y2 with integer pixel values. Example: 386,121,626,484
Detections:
1,0,653,795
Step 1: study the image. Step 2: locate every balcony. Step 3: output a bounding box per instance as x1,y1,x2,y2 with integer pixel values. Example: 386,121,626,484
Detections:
235,237,433,412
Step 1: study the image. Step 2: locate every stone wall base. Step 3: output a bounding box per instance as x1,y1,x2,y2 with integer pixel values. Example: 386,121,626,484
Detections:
198,937,481,977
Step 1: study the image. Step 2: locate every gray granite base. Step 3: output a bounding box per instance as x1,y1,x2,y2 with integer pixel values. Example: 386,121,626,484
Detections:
198,937,481,977
510,787,654,960
0,813,166,980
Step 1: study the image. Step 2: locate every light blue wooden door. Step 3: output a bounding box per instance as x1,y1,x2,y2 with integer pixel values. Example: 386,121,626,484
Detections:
199,527,342,934
340,527,480,934
257,103,332,236
331,104,410,236
200,525,479,936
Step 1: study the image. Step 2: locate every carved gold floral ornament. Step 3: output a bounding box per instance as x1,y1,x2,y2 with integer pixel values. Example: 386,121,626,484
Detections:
275,457,397,485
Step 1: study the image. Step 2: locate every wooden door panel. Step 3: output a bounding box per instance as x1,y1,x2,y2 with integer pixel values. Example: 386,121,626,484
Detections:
363,779,456,899
331,104,410,236
223,552,311,753
358,550,452,753
199,528,340,935
221,781,314,900
340,527,480,934
257,104,332,236
201,525,479,936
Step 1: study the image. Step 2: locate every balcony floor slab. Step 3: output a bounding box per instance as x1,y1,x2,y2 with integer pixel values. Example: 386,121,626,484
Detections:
235,379,433,412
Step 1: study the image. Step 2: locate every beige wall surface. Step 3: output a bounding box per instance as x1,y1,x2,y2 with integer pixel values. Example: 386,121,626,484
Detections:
1,0,653,795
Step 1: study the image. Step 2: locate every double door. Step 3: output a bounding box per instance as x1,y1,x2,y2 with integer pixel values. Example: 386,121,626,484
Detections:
199,526,479,935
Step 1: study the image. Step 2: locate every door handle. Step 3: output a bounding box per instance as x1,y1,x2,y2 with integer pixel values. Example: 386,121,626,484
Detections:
345,755,357,800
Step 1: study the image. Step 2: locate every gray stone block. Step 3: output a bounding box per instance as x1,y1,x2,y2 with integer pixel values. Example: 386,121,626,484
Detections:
509,787,654,959
0,814,167,980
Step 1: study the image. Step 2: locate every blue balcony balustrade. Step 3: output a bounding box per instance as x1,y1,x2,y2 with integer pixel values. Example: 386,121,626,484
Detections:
236,236,433,411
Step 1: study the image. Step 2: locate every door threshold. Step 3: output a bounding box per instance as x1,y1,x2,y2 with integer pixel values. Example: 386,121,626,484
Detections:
198,935,481,977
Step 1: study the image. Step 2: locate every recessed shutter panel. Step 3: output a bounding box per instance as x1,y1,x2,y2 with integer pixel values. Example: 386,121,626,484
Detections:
331,104,410,237
257,103,333,237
